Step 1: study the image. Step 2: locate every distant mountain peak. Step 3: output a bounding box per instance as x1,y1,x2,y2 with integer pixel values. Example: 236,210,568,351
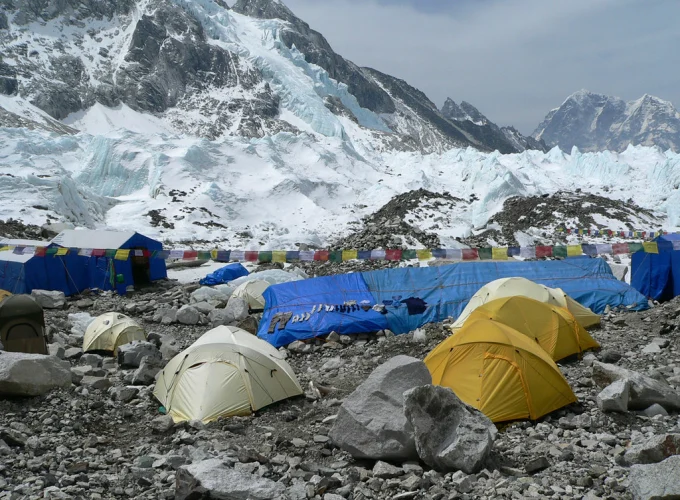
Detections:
534,90,680,152
231,0,300,24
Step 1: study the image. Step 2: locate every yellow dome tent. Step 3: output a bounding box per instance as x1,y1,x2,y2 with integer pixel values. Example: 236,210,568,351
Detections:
231,279,270,311
154,326,303,423
464,296,600,361
426,319,576,422
450,277,600,331
83,312,146,354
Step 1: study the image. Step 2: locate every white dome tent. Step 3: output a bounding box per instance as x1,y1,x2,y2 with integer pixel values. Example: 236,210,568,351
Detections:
153,326,303,423
231,279,270,311
83,312,146,353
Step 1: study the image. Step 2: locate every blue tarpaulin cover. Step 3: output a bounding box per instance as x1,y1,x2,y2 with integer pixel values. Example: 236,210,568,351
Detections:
258,258,648,347
200,263,249,286
631,235,680,301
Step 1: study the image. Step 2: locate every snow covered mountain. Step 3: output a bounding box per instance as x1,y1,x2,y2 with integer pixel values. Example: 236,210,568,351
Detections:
1,1,680,251
533,90,680,152
441,98,547,153
0,0,535,154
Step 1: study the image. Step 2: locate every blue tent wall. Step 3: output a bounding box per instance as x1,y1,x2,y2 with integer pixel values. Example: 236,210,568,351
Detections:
120,232,166,282
631,235,680,301
258,273,389,348
0,259,28,294
0,252,87,296
363,258,648,335
258,258,648,347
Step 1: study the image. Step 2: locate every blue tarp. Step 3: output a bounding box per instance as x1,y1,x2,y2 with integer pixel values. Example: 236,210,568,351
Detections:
259,273,388,348
258,258,648,347
631,235,680,301
199,263,249,286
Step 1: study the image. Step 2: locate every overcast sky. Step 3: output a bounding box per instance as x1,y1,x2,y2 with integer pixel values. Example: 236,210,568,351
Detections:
278,0,680,134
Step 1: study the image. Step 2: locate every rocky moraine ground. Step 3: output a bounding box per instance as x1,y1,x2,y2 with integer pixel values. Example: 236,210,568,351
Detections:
1,260,680,500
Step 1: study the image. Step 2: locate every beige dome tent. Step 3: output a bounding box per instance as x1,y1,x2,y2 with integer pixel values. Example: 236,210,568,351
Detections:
83,312,146,353
451,277,600,331
231,279,270,311
154,326,303,423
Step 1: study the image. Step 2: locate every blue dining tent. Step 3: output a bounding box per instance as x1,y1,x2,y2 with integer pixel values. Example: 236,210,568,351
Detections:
631,234,680,301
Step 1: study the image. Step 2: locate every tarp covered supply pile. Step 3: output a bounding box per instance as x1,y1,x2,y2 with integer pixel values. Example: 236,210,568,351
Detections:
258,258,644,348
199,263,249,286
154,326,303,423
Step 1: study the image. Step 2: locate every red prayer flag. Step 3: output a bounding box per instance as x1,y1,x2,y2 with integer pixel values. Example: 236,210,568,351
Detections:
183,250,198,260
245,251,259,262
385,249,402,261
92,249,105,257
462,249,478,260
535,246,553,258
612,243,629,255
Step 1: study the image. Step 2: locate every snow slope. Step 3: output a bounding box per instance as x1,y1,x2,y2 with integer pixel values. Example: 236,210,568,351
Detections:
1,119,679,248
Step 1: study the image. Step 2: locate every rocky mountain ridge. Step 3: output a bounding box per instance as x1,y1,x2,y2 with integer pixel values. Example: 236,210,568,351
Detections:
0,0,540,153
533,89,680,152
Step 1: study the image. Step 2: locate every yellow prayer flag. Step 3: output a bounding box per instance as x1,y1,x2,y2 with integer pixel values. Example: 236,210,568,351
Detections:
342,249,358,261
272,250,287,263
567,245,583,257
210,249,218,260
416,249,433,261
114,249,130,260
492,247,508,260
643,242,659,254
55,247,69,256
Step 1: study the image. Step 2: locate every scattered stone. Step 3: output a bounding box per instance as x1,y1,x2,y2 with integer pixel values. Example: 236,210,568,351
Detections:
47,344,65,359
80,376,111,390
176,305,200,325
525,456,551,474
131,356,162,385
30,290,66,309
592,361,680,411
110,386,139,403
643,403,669,417
64,347,83,360
0,352,72,396
596,379,630,412
642,343,662,354
78,353,103,368
225,296,249,322
600,350,622,363
151,415,175,434
329,355,431,461
117,341,161,368
629,456,680,500
403,385,496,473
624,434,680,465
175,458,286,500
321,357,345,372
373,460,404,479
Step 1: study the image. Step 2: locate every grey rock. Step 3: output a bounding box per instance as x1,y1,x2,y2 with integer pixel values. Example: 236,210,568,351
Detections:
176,458,286,500
30,290,66,309
193,301,215,315
329,355,431,461
131,356,162,386
525,456,551,474
373,460,404,479
600,350,623,363
64,347,83,360
236,316,259,335
156,307,177,325
652,337,671,348
287,341,312,354
110,386,139,403
225,296,249,322
80,376,111,390
321,357,345,372
176,305,200,325
78,353,103,368
117,341,161,368
47,344,65,359
629,455,680,500
592,361,680,411
190,287,230,305
624,434,680,465
208,308,233,327
596,379,630,412
0,352,72,396
643,403,669,417
642,343,662,354
151,415,175,434
403,385,496,473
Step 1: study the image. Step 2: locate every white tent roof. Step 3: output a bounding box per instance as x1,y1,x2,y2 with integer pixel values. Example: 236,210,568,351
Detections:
0,238,51,264
51,230,136,249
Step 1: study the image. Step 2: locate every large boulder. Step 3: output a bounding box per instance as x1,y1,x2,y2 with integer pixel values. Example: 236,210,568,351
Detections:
592,361,680,411
131,356,162,386
596,379,630,412
329,355,431,461
117,341,161,368
225,296,249,322
176,305,200,325
175,458,286,500
190,287,231,306
403,385,496,473
624,434,680,465
629,455,680,500
0,352,72,396
30,290,66,309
